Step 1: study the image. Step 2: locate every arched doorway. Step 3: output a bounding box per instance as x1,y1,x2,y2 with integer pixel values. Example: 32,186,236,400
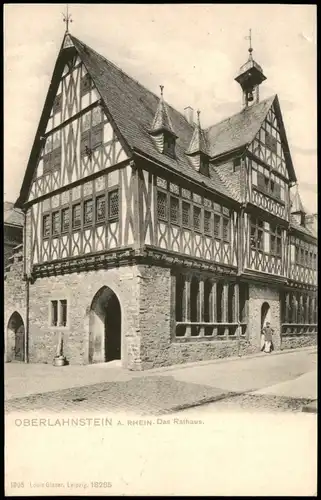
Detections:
261,302,271,329
7,312,25,362
89,286,121,364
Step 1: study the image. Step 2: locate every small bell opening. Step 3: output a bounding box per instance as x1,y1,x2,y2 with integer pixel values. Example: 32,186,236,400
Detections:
247,90,254,102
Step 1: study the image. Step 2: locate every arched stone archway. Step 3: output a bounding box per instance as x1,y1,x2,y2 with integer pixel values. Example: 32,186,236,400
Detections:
7,312,25,362
88,286,121,364
261,302,271,329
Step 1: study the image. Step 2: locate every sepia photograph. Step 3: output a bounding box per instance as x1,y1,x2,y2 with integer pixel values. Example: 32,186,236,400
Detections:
4,4,317,496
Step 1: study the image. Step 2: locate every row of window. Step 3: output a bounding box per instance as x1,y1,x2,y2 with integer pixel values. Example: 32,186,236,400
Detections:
295,246,317,269
250,217,282,257
51,74,94,118
42,189,119,238
282,293,317,325
43,105,105,174
251,160,285,202
157,190,230,241
174,275,248,337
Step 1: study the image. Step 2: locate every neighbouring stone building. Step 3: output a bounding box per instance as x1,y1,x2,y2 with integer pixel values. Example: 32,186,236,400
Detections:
3,202,23,268
4,29,317,369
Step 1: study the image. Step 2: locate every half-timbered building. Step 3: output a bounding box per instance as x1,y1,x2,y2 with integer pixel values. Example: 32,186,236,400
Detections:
4,31,317,368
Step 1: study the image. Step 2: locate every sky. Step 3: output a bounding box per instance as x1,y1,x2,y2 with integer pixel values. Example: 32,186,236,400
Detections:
4,4,317,213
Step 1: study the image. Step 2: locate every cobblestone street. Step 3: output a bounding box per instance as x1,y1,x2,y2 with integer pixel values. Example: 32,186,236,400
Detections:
5,347,317,415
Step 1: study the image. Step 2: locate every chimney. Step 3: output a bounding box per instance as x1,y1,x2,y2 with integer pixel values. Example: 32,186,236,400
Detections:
184,106,194,125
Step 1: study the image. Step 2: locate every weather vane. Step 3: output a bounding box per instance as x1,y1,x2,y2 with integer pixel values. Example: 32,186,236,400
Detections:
245,29,253,57
62,4,73,33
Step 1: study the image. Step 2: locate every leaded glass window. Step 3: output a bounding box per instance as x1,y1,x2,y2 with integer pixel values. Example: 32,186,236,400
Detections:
52,211,60,235
61,208,70,232
204,210,212,235
266,131,277,153
193,206,201,231
43,214,50,238
170,196,179,224
96,195,106,222
250,218,264,251
81,73,93,96
84,199,93,225
72,204,81,229
157,191,167,221
182,202,191,228
222,217,230,242
108,190,119,220
214,214,221,238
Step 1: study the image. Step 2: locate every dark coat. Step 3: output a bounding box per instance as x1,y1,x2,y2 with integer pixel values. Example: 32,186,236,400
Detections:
262,326,274,342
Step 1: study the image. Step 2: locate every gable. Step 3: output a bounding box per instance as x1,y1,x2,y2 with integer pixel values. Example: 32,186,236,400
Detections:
247,98,296,182
18,35,129,206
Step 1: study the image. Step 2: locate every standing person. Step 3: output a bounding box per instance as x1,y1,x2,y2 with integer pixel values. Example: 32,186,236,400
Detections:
262,322,274,353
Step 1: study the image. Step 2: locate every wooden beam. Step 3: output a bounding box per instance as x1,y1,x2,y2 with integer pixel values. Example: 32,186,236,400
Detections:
184,276,191,337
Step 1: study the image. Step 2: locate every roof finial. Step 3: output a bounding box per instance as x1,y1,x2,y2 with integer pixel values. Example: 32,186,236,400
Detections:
197,109,201,127
245,28,253,59
160,85,164,97
62,4,73,34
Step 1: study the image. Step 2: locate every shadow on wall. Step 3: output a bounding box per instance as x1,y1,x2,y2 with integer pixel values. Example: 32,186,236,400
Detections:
88,286,121,364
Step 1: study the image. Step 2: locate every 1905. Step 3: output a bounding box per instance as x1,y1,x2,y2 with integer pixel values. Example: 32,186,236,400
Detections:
11,482,24,488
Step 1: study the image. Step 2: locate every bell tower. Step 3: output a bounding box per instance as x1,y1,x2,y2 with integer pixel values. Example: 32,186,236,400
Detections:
235,29,266,108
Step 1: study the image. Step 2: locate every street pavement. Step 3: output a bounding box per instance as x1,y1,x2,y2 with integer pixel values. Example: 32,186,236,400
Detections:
5,347,317,415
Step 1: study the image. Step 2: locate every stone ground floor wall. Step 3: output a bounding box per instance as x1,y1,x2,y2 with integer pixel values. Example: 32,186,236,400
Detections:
138,270,282,370
5,261,317,370
4,257,27,362
281,334,317,350
26,266,141,370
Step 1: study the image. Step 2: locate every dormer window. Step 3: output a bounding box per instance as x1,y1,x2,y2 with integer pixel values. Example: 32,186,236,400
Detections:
233,158,241,172
164,135,176,157
200,155,209,175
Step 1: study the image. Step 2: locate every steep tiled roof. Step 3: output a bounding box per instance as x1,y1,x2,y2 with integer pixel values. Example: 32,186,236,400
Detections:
15,34,290,207
4,202,24,227
70,35,260,201
290,189,306,213
290,218,317,239
206,95,275,159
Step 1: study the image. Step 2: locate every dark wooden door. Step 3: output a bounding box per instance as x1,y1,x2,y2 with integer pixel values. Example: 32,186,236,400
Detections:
105,294,121,361
15,325,25,361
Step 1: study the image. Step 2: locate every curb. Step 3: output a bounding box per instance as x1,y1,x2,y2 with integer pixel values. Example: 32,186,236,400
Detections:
155,391,234,415
133,345,317,377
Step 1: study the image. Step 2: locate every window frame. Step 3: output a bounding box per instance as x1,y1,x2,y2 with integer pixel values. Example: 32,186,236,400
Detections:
61,206,70,234
96,194,106,223
182,200,191,229
83,197,94,226
193,205,202,233
250,217,264,252
72,203,82,230
270,223,282,257
42,213,51,239
108,189,120,222
49,298,69,329
170,195,180,226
